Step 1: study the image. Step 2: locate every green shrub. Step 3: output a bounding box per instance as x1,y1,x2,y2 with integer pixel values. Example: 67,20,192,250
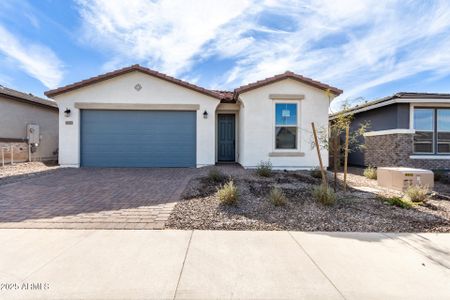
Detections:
256,160,272,177
363,166,377,179
312,184,336,206
404,185,428,203
207,168,226,183
269,187,287,206
216,180,239,205
382,196,413,209
310,167,322,179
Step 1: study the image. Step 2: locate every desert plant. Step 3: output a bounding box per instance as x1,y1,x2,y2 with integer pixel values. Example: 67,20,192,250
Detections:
404,185,428,203
216,180,239,205
363,166,377,179
256,160,272,177
381,196,413,209
310,167,322,179
207,168,226,183
317,99,370,191
312,184,336,206
269,187,287,206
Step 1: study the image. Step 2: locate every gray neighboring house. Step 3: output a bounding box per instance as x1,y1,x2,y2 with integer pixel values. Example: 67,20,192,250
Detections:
0,85,59,163
330,92,450,170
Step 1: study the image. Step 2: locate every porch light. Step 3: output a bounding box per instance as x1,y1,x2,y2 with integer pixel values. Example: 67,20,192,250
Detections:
203,110,208,119
64,108,71,117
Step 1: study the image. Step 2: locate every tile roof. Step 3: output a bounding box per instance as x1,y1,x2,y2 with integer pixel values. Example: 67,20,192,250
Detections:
0,85,58,110
234,71,343,96
211,90,234,102
45,64,223,100
45,65,343,102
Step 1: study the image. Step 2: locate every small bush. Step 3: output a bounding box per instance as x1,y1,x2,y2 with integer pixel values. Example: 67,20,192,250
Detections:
207,168,226,183
363,166,377,179
256,160,272,177
312,184,336,206
216,180,239,205
310,167,322,179
269,187,287,206
405,185,428,203
382,196,413,209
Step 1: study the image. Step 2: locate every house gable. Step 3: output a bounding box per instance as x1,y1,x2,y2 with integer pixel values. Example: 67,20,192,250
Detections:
45,65,222,100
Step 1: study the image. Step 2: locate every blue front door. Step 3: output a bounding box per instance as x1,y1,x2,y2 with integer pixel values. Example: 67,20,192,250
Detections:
218,114,235,161
80,110,196,167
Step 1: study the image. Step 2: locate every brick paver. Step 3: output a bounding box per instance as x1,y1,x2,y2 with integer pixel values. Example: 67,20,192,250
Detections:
0,168,196,229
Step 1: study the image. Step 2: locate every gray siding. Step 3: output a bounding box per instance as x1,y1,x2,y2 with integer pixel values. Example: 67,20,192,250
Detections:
0,96,58,161
80,110,196,167
347,103,410,166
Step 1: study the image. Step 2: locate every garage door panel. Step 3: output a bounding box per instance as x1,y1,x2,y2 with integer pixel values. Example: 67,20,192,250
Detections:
81,110,196,167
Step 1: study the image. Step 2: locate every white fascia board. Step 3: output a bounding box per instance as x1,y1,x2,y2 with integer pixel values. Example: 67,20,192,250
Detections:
364,129,415,137
330,98,450,120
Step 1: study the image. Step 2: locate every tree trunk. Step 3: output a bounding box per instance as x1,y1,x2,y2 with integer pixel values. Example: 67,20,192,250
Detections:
331,133,338,192
343,125,350,193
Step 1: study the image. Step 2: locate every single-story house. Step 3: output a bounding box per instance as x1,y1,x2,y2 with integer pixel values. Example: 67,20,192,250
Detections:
45,64,342,169
0,85,59,163
330,92,450,170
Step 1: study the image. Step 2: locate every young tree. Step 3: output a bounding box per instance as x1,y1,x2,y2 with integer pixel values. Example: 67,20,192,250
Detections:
317,98,369,191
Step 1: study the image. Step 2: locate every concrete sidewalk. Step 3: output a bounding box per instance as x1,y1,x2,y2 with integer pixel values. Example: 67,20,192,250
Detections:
0,230,449,299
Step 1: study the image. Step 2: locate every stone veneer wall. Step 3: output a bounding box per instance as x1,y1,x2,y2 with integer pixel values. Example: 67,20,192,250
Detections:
364,134,450,170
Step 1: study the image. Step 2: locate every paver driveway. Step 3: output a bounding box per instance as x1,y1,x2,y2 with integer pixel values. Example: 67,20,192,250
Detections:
0,168,197,229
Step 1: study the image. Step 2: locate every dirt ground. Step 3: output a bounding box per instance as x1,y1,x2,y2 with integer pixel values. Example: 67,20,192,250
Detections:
167,165,450,232
0,161,59,185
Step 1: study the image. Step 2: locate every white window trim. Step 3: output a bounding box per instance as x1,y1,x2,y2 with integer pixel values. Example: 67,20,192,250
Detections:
436,108,450,155
410,155,450,160
411,105,435,154
272,100,301,152
411,106,450,155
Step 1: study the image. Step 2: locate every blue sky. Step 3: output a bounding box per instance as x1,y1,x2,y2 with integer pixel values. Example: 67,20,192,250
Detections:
1,0,450,111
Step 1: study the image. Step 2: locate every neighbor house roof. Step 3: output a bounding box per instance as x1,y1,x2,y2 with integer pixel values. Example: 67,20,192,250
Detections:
329,92,450,119
234,71,343,96
45,64,223,100
0,85,58,110
45,65,343,102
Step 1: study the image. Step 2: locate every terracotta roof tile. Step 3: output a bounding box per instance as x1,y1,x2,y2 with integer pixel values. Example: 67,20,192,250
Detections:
234,71,343,96
211,90,234,102
45,64,223,100
45,65,343,103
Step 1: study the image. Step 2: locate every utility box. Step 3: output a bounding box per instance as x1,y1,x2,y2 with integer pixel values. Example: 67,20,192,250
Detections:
377,167,434,191
26,124,40,145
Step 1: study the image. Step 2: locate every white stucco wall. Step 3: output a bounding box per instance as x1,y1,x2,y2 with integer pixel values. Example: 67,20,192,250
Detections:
51,71,220,167
238,79,330,169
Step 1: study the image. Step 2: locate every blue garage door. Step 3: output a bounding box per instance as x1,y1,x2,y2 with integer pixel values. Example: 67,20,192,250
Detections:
80,110,196,167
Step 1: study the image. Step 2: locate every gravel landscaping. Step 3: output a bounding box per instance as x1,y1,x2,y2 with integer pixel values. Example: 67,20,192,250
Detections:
167,165,450,232
0,161,59,186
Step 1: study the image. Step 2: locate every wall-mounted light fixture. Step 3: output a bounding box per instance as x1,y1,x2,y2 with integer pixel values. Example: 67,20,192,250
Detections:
64,108,71,117
203,110,208,119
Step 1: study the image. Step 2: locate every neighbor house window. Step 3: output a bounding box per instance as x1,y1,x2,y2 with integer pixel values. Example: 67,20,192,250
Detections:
437,109,450,153
275,103,297,149
414,108,434,153
413,108,450,154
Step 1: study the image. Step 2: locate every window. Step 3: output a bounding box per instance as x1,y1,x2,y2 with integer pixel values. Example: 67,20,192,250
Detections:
413,108,434,153
275,103,297,149
437,109,450,153
413,108,450,154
